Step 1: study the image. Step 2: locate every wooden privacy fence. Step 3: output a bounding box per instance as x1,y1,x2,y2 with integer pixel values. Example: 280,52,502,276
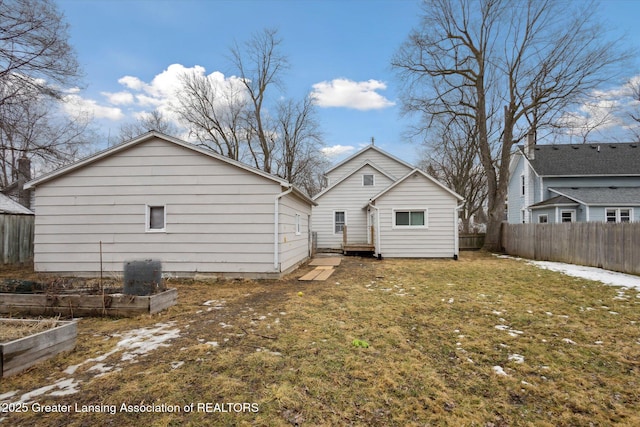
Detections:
501,222,640,275
0,214,34,264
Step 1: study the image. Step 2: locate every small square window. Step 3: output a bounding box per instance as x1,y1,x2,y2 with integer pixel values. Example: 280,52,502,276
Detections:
606,209,617,223
620,209,631,222
561,210,575,223
363,174,374,186
295,213,301,235
147,205,165,231
538,214,548,223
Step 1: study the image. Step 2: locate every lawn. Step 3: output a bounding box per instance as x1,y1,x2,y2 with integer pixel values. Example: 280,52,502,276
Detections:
1,252,638,426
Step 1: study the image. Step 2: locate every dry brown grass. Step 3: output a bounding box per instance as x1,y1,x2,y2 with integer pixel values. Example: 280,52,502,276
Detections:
1,252,639,426
0,317,62,342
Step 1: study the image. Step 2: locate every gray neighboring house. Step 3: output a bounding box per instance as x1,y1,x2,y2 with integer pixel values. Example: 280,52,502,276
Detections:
24,131,315,278
507,135,640,224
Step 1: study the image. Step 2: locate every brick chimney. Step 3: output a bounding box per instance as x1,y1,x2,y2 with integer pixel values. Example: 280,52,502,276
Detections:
524,130,536,160
17,156,31,209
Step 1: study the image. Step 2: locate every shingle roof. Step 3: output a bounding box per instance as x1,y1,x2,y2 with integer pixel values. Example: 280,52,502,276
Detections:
523,143,640,176
528,195,579,209
549,187,640,206
0,193,33,214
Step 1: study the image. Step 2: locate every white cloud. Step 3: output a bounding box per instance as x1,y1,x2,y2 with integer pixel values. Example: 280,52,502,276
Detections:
62,94,124,120
311,78,395,110
101,91,135,105
321,144,355,158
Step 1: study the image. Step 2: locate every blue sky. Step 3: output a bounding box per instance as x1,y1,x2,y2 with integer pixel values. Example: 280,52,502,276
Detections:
56,0,640,165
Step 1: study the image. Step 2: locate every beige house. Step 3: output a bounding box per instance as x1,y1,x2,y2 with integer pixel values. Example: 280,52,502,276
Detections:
25,132,315,278
312,145,463,258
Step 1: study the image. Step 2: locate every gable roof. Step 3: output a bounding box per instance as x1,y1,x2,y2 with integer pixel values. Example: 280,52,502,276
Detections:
521,142,640,177
548,187,640,206
369,169,464,204
313,161,397,200
24,131,315,206
0,193,33,215
325,144,415,175
528,195,579,209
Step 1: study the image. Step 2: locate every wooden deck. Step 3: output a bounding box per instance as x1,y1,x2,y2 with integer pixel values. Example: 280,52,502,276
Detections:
342,243,375,254
341,225,375,254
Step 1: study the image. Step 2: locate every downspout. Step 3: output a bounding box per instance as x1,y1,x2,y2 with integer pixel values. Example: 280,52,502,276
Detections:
454,202,465,260
367,202,381,259
274,185,294,271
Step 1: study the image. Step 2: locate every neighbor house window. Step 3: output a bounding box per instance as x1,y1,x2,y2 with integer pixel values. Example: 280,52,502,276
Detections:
560,210,575,223
334,211,346,233
393,209,427,228
538,214,548,223
295,213,301,235
146,205,166,232
363,174,374,186
521,175,525,196
606,208,633,223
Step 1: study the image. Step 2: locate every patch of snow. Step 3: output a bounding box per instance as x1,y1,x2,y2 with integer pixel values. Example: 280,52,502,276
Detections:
492,366,509,376
562,338,577,345
170,361,184,369
206,341,218,347
118,322,180,362
0,391,18,401
495,325,510,331
526,260,640,290
508,354,525,364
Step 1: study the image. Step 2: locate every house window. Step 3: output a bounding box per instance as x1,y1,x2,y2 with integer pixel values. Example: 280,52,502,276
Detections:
363,174,374,186
295,213,301,235
521,175,525,196
393,209,427,228
146,205,166,232
606,208,633,223
538,214,548,223
561,210,575,223
334,211,346,233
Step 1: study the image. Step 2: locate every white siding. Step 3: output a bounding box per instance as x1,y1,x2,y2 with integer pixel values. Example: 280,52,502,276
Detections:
313,164,393,249
374,173,458,258
326,147,412,184
278,192,312,273
32,137,296,276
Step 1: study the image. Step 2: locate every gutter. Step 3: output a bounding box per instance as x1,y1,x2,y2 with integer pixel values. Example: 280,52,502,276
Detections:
367,202,381,258
274,185,294,271
454,202,465,260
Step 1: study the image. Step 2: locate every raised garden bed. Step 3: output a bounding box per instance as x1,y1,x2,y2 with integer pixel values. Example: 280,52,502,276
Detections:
0,288,177,317
0,318,77,377
0,279,177,317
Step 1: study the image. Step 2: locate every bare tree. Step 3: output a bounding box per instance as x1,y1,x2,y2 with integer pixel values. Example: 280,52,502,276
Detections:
229,28,288,173
274,96,324,188
393,0,627,251
173,28,325,193
419,115,487,233
0,0,81,106
0,89,92,188
118,109,179,144
173,71,248,160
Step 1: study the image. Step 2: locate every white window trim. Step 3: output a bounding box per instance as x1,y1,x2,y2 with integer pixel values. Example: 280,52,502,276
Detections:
363,174,375,186
295,213,301,235
605,207,633,223
146,204,166,232
392,208,428,229
538,214,548,224
560,209,576,223
333,210,347,234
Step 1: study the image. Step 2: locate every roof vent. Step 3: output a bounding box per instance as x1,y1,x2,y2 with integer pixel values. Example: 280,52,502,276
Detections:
631,144,638,148
609,186,618,189
552,146,559,150
572,145,579,149
610,145,617,149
